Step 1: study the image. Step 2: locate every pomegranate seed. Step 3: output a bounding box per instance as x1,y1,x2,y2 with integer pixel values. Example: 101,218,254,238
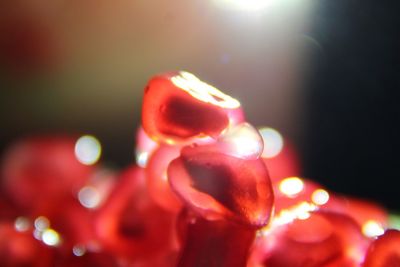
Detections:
142,71,241,144
176,210,255,267
168,144,274,228
363,229,400,267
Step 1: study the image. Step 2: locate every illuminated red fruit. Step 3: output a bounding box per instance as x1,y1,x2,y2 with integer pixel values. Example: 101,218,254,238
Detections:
323,196,388,231
273,177,327,213
250,211,369,267
0,222,54,267
146,145,183,213
177,211,255,267
168,144,274,228
95,166,177,262
1,136,94,215
56,252,119,267
198,122,264,160
363,229,400,267
142,71,242,144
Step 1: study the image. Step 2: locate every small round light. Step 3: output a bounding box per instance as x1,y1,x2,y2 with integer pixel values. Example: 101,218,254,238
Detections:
311,189,330,206
279,177,304,197
78,186,101,209
75,135,102,165
14,217,30,232
42,229,61,246
259,127,284,158
362,220,385,238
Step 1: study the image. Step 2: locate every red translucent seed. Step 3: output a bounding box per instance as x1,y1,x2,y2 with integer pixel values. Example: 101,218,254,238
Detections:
146,145,183,213
95,166,177,261
363,229,400,267
250,211,369,267
198,122,264,160
177,211,255,267
1,136,94,215
273,178,325,213
56,252,119,267
168,145,274,228
323,196,388,230
142,71,241,144
0,222,54,267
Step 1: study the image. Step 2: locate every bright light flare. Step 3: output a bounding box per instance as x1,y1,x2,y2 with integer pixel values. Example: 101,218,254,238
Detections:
259,127,284,158
42,229,61,246
75,135,102,165
362,220,385,238
311,189,330,206
279,177,304,197
215,0,275,11
171,71,240,109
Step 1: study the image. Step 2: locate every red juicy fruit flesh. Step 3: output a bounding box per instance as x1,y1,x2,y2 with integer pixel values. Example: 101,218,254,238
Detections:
168,144,274,228
0,222,55,267
142,71,242,144
323,195,388,228
273,178,324,213
176,210,256,267
363,229,400,267
1,136,94,216
146,144,183,213
55,251,119,267
250,211,369,267
94,166,178,262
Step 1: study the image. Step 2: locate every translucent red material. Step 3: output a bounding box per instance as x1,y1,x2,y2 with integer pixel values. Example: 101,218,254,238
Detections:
168,144,274,228
176,211,255,267
56,252,119,267
142,71,242,144
199,122,264,160
146,145,183,213
250,211,369,267
324,196,388,228
94,166,177,262
363,229,400,267
1,136,93,215
273,178,325,213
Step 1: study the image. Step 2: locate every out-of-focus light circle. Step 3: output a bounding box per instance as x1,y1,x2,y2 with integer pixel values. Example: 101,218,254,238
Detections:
34,216,50,231
73,245,86,257
78,186,101,209
42,229,60,246
279,177,304,197
14,217,30,232
311,189,330,206
215,0,274,11
75,135,102,165
362,220,385,238
259,127,284,158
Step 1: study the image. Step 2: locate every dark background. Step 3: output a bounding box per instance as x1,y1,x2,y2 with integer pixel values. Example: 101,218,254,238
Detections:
1,1,399,210
303,0,400,210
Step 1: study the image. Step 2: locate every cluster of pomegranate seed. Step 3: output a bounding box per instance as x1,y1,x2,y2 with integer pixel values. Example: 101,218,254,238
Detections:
0,71,399,267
